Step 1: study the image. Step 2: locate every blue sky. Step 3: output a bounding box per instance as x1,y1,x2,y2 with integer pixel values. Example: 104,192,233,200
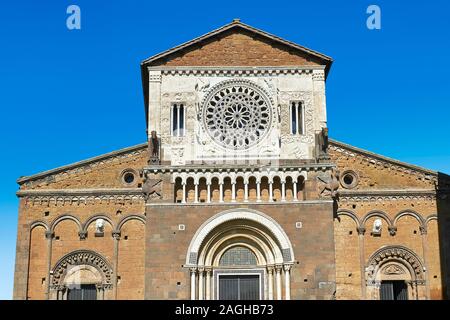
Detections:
0,0,449,299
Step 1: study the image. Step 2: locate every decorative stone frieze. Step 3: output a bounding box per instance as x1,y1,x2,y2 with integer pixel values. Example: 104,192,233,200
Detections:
51,250,114,288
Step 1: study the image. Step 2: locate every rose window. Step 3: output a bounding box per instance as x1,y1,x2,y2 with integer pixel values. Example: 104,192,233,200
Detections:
202,81,272,149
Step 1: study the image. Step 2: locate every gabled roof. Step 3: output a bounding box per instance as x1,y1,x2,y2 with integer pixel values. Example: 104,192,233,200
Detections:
17,143,148,185
141,19,333,68
329,139,438,177
140,19,333,125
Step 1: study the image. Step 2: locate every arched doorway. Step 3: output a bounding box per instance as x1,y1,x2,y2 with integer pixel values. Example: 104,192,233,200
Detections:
49,250,113,300
186,209,294,300
365,246,426,300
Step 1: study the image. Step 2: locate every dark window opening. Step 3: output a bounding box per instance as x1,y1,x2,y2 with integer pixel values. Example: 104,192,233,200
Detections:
67,284,97,300
123,172,135,184
380,281,408,300
218,275,259,300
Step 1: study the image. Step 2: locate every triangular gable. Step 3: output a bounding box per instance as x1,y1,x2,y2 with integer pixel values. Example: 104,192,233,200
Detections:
141,19,332,70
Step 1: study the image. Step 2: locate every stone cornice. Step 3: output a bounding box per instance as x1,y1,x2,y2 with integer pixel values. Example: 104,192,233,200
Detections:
17,188,144,205
146,199,334,207
17,188,143,197
329,139,438,182
144,163,335,174
339,189,436,202
149,66,324,77
17,143,147,187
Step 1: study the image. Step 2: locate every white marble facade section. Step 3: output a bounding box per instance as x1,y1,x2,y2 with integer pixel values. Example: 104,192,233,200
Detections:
148,68,327,165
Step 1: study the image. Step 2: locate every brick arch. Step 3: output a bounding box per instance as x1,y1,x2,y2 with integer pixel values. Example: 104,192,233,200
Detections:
50,214,82,232
117,214,146,232
366,245,425,282
393,210,425,228
336,209,361,228
186,208,294,265
425,214,438,226
361,210,393,229
82,215,114,233
50,250,113,291
30,220,49,231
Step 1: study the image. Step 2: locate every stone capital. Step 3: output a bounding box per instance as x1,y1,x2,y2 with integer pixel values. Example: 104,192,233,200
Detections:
78,231,88,240
388,226,397,236
312,70,325,81
419,226,427,235
112,231,121,240
45,231,55,239
189,267,197,274
357,227,366,235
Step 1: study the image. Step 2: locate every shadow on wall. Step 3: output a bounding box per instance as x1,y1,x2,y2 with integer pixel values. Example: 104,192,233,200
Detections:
437,172,450,300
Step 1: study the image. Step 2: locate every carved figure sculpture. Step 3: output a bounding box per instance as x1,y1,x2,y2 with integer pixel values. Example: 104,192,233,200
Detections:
318,168,340,198
373,219,382,234
315,127,330,160
95,218,105,233
149,131,160,164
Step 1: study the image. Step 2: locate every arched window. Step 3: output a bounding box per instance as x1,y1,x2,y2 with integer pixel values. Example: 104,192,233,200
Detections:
219,246,257,266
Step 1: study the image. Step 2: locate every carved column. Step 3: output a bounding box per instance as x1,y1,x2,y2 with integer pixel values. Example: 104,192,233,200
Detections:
256,181,261,202
420,226,430,300
219,182,224,203
231,182,236,202
357,227,366,299
293,182,298,201
207,183,211,203
269,182,274,202
267,266,274,300
205,268,212,300
294,101,299,134
284,265,291,300
281,181,286,202
194,182,199,204
176,104,181,137
312,70,326,130
190,268,197,300
244,182,249,202
45,230,54,300
148,71,161,134
275,265,282,300
112,231,121,300
182,183,186,203
198,267,204,300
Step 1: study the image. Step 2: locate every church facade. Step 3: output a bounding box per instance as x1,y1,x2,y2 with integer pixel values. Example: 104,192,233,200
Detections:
13,20,450,300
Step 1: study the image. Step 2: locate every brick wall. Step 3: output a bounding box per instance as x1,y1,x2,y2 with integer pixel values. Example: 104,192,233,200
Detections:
152,29,322,67
144,202,336,300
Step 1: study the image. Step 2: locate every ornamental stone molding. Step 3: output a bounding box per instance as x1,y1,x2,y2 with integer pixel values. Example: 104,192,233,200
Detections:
382,263,405,275
18,146,147,189
279,91,314,144
201,79,273,149
329,141,437,184
356,227,366,235
338,190,436,204
151,66,320,77
312,70,325,81
20,191,145,207
185,208,295,266
367,245,425,281
197,79,276,152
148,72,162,83
50,250,114,289
388,226,397,236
